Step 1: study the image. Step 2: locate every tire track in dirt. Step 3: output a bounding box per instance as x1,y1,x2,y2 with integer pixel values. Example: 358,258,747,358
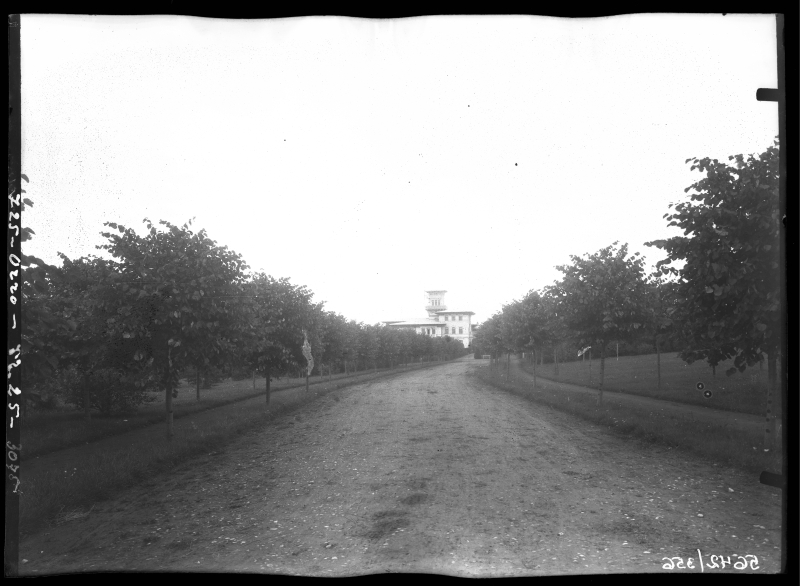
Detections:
19,358,782,575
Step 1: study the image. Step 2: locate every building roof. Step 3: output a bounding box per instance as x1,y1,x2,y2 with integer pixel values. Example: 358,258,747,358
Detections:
385,318,445,327
434,310,475,315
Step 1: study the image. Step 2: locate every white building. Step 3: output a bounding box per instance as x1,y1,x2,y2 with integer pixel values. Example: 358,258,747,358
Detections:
383,290,475,348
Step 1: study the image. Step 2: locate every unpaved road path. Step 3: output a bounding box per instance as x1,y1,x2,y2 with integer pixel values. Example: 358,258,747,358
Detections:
19,357,782,575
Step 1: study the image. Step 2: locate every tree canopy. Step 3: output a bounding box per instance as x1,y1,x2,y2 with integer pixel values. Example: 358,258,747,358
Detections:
554,242,649,353
645,139,781,378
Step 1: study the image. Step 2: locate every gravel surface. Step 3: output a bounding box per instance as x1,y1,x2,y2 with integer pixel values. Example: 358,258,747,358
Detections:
19,357,782,575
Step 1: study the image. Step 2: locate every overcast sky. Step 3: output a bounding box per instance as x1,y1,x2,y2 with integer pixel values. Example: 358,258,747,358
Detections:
20,14,778,326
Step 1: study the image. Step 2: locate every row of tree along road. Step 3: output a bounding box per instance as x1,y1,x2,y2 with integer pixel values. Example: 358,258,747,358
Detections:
472,139,782,449
20,209,468,438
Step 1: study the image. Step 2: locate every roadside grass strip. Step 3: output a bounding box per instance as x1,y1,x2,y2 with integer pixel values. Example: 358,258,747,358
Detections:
19,360,455,535
23,361,447,459
528,352,780,417
474,362,782,476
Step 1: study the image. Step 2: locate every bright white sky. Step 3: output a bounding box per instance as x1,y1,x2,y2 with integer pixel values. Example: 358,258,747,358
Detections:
20,14,778,326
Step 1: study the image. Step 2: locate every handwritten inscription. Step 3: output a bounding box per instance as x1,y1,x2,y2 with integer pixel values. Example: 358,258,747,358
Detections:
662,549,759,571
8,171,24,493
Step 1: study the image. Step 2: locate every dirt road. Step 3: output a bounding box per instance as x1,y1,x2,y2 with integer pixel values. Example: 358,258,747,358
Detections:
19,357,782,575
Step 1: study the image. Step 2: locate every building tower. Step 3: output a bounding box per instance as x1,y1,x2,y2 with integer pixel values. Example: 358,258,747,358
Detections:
425,290,447,318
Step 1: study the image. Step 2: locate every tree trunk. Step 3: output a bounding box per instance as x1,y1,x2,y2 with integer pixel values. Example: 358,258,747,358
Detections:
764,354,777,449
656,336,662,393
554,346,559,377
506,352,510,379
712,364,716,377
306,372,309,392
83,379,91,421
165,383,174,439
616,342,619,361
599,343,606,405
345,360,348,376
197,367,201,401
532,348,537,389
588,347,592,383
265,367,271,405
253,370,256,389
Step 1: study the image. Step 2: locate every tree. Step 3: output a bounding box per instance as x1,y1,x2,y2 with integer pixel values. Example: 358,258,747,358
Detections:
642,276,679,393
555,242,649,404
377,326,400,369
514,290,556,387
645,139,781,446
49,254,158,418
541,285,568,377
342,320,362,373
241,273,313,403
472,313,505,368
97,219,249,437
18,190,71,397
359,324,381,372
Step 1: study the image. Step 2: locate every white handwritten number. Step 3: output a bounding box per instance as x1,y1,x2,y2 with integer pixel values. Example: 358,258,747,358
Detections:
662,558,675,570
747,555,759,571
707,555,719,569
734,556,748,570
686,558,695,569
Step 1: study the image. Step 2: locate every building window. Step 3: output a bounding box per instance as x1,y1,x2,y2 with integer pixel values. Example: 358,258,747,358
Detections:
459,327,463,334
459,315,463,321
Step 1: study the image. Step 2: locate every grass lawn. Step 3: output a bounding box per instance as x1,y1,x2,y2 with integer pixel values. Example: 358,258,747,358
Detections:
527,352,780,417
475,361,782,475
